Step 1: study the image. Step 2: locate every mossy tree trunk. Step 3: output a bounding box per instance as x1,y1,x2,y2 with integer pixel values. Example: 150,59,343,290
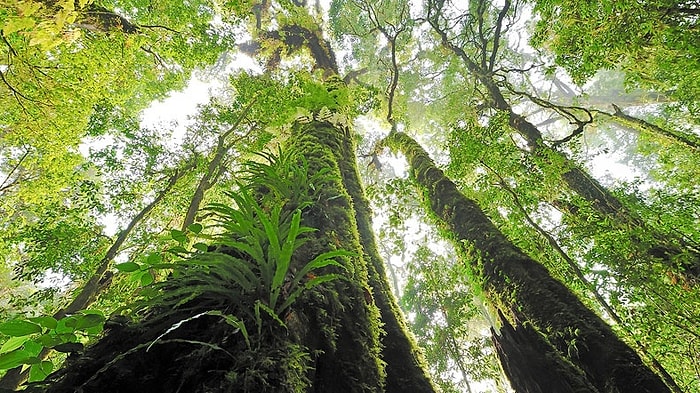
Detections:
383,131,672,393
295,118,435,392
37,117,434,392
429,14,700,283
284,118,435,392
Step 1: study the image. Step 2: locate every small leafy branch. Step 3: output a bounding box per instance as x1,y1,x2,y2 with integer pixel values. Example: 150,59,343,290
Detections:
0,310,105,382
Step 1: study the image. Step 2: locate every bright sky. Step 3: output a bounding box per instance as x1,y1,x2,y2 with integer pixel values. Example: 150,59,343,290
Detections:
140,53,262,147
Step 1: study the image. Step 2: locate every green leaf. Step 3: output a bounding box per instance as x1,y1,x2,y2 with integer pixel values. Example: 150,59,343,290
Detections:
0,336,31,354
23,340,43,357
294,249,352,285
0,320,42,336
36,334,63,348
279,274,345,313
73,313,105,330
115,262,140,272
53,342,84,353
28,316,58,330
140,271,154,286
146,253,162,265
187,223,203,234
170,229,187,243
167,246,189,255
270,209,303,307
28,361,53,383
55,317,77,333
193,242,208,252
17,1,42,16
0,349,32,370
2,17,36,35
255,300,286,329
220,240,265,265
205,311,250,349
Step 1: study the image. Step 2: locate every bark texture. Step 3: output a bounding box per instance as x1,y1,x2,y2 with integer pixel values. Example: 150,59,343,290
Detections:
328,120,436,392
384,131,672,393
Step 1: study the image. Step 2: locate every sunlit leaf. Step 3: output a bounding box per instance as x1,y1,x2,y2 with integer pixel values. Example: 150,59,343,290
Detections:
0,350,32,370
115,262,141,272
0,320,42,337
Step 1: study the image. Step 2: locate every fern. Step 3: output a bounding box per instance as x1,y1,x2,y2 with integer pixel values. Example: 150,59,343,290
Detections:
136,147,350,345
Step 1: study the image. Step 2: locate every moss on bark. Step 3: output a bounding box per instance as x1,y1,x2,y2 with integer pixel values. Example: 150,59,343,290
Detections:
384,131,672,393
324,120,436,393
285,120,385,392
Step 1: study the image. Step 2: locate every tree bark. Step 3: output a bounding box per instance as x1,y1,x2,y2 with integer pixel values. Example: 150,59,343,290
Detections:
329,119,436,393
428,9,700,282
608,103,700,151
37,119,434,393
383,131,672,393
255,18,437,390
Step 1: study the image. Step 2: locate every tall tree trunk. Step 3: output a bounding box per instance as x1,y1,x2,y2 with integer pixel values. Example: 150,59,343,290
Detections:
328,115,436,393
39,118,434,392
383,131,672,393
428,12,700,282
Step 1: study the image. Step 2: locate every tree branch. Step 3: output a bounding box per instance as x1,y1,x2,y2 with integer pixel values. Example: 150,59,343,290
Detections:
0,149,29,193
488,0,511,72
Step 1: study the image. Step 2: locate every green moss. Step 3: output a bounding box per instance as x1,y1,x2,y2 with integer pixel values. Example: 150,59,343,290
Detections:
284,120,385,392
221,342,312,393
332,125,436,392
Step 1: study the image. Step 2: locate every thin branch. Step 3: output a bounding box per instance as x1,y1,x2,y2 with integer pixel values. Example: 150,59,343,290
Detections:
141,46,166,68
140,24,181,34
606,104,700,151
0,149,30,192
1,32,18,57
0,68,30,113
181,97,259,230
501,82,594,145
360,0,408,129
488,0,511,72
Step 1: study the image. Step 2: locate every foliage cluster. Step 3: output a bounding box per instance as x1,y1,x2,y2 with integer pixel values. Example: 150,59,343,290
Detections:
530,0,700,115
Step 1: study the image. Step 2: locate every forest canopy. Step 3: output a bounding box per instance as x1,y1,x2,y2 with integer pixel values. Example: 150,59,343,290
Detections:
0,0,698,392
